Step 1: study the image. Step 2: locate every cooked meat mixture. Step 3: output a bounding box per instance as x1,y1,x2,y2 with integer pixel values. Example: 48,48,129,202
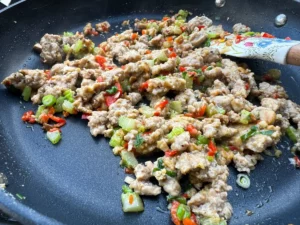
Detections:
2,10,299,225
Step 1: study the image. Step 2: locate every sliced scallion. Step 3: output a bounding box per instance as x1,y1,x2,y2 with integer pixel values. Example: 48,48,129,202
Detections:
236,174,250,189
22,86,32,101
42,95,56,107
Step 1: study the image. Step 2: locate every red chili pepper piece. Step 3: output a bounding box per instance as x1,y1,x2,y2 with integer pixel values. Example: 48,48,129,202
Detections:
21,111,35,124
186,124,198,137
170,201,181,225
165,150,179,157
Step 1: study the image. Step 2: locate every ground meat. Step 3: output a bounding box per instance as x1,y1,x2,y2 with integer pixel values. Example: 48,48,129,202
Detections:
39,34,64,64
187,16,213,32
233,152,263,173
66,54,100,69
125,176,161,196
134,161,154,181
149,34,164,47
189,30,207,47
1,69,47,90
95,21,110,33
258,82,288,99
31,70,79,104
180,52,204,68
87,111,109,136
83,23,93,35
171,132,190,151
175,89,200,108
175,151,210,174
232,23,251,34
108,99,139,125
124,92,142,105
146,76,186,95
207,80,230,96
151,58,176,76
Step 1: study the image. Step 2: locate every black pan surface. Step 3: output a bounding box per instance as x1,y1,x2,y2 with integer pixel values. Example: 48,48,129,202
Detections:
1,0,300,224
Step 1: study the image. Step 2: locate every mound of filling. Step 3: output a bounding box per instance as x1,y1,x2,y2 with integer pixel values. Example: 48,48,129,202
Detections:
2,10,300,225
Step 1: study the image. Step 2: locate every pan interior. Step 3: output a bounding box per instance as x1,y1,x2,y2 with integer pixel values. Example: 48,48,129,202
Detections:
1,0,300,224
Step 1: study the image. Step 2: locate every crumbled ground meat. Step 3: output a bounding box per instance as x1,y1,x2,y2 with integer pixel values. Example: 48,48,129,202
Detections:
3,11,299,224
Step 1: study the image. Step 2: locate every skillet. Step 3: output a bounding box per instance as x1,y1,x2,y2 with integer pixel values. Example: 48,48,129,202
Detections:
0,0,300,224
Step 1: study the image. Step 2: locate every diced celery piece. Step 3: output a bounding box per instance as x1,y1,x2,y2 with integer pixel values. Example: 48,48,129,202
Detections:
22,86,32,101
240,109,251,125
63,32,74,37
46,131,61,145
62,100,75,114
63,44,71,54
109,129,124,147
167,127,185,139
35,105,46,119
199,217,227,225
155,51,168,63
205,104,218,117
121,193,144,212
183,72,193,89
118,116,136,132
42,95,56,107
63,89,74,103
54,96,65,113
145,60,155,67
139,106,155,118
73,40,83,54
121,150,138,169
286,126,298,143
170,101,183,114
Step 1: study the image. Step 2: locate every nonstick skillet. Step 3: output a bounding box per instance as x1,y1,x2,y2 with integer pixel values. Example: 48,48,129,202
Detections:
1,0,300,224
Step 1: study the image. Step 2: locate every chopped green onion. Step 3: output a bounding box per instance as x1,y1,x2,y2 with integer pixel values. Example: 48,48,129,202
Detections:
216,61,222,67
158,76,166,80
236,174,250,189
134,133,144,148
63,32,74,37
166,170,177,177
121,151,138,169
138,126,145,133
240,126,274,142
118,116,136,132
244,31,255,36
157,158,164,169
203,38,211,47
176,204,191,221
22,86,32,101
109,129,124,147
121,192,144,212
16,193,26,200
63,89,74,103
106,86,118,94
166,195,187,204
206,32,218,39
197,135,209,145
167,127,185,139
54,96,65,113
120,79,130,92
122,185,133,194
216,106,226,114
62,100,75,114
46,130,61,144
240,109,251,125
207,156,214,162
286,126,298,143
42,95,56,107
170,101,183,114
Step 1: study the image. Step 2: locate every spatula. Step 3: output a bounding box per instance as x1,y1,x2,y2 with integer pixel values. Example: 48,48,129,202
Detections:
209,32,300,65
